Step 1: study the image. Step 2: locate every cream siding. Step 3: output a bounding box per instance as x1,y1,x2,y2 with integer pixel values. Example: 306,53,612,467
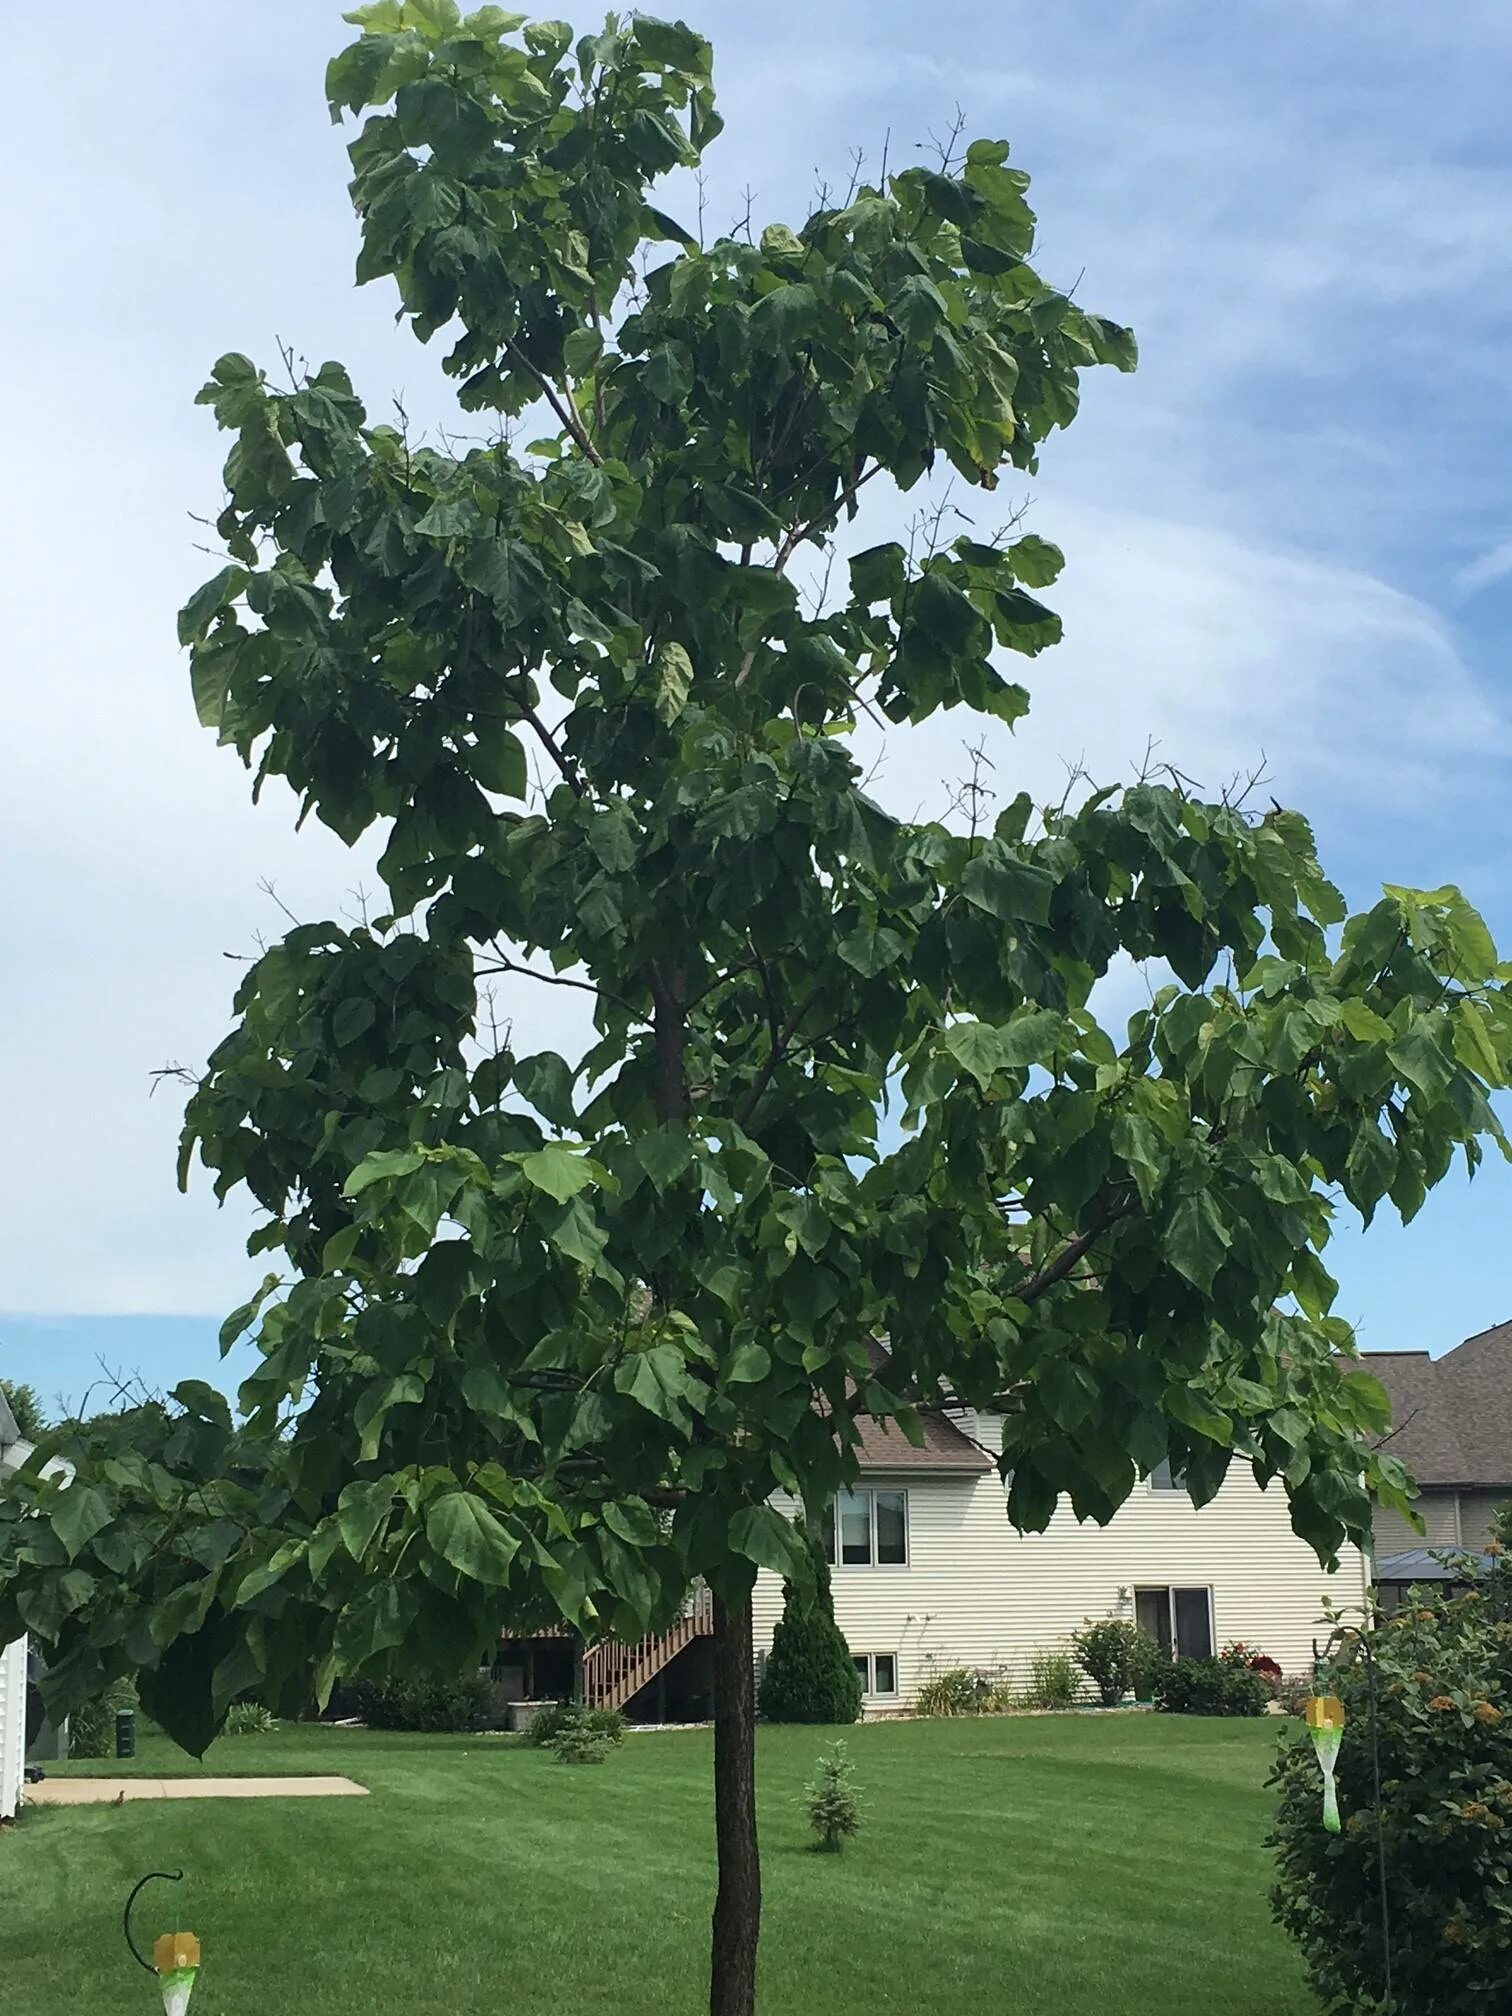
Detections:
1373,1489,1464,1559
1460,1490,1509,1551
754,1429,1367,1706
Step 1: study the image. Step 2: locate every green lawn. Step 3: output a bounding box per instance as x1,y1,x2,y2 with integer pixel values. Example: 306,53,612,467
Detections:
6,1714,1312,2015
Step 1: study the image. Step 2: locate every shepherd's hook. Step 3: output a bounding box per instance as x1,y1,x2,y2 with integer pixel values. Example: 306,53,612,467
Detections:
123,1870,184,1974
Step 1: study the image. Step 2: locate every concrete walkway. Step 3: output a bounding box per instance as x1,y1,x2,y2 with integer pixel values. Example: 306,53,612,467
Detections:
27,1775,367,1805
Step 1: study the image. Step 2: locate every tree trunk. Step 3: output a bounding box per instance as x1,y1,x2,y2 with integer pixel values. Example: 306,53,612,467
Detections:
710,1592,760,2016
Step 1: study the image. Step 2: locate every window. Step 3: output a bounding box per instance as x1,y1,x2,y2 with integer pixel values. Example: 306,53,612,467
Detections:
853,1653,898,1697
1149,1459,1188,1492
1134,1586,1214,1661
821,1489,908,1567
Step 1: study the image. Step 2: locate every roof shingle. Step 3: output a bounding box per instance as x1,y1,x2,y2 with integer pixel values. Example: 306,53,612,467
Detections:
1363,1322,1512,1488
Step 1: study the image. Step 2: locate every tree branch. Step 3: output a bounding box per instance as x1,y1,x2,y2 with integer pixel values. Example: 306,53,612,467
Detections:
476,953,638,1019
505,339,605,467
516,696,587,799
1015,1189,1138,1304
734,984,823,1127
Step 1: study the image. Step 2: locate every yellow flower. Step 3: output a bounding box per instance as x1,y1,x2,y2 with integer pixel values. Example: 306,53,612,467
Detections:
1429,1696,1456,1712
1474,1701,1503,1725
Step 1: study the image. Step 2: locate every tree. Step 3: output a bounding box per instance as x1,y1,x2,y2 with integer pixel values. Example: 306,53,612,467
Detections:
3,9,1512,2013
0,1380,45,1442
758,1526,862,1724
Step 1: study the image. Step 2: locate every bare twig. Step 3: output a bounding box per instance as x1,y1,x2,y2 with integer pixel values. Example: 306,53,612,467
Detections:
477,952,638,1019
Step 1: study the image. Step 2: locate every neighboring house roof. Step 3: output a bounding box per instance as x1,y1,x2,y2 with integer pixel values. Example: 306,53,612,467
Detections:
1376,1547,1494,1583
853,1410,992,1474
1363,1321,1512,1490
848,1336,994,1474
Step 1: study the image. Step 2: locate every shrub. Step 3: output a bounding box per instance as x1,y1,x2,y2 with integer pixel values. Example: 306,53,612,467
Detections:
224,1702,277,1736
67,1676,138,1759
758,1526,862,1725
525,1702,627,1747
1225,1639,1283,1697
1022,1650,1080,1711
347,1672,496,1732
551,1721,612,1764
804,1741,862,1853
981,1680,1017,1714
1276,1672,1316,1718
915,1666,980,1717
523,1699,581,1746
582,1706,627,1744
1154,1650,1268,1717
1071,1618,1150,1706
1127,1628,1170,1702
1270,1580,1512,2015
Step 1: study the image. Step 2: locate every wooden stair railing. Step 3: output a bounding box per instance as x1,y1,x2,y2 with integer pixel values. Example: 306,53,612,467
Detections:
579,1584,715,1712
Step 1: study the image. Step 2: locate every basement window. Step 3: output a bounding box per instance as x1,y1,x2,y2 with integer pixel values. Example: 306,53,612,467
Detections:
853,1653,898,1697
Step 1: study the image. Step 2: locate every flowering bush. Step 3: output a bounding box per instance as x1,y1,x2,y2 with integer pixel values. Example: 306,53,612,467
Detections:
1224,1640,1283,1698
1154,1645,1269,1717
1269,1570,1512,2015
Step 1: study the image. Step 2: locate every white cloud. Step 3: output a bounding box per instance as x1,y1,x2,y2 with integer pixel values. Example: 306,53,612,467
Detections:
1457,537,1512,597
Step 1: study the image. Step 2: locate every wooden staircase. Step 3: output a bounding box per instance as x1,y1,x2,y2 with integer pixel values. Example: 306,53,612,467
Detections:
579,1585,714,1712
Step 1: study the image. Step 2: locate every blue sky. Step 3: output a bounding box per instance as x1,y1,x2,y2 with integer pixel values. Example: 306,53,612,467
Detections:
4,1,1511,1414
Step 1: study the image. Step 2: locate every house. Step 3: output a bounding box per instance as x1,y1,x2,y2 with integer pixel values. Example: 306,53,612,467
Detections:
1361,1323,1512,1599
750,1405,1369,1711
493,1382,1368,1718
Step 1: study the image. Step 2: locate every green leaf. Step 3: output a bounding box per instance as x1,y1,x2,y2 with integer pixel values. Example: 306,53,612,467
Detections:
749,282,819,349
344,1147,425,1197
728,1504,806,1577
644,342,693,406
890,275,949,343
426,1490,519,1584
1452,1000,1506,1084
725,1343,770,1384
396,76,491,170
337,1479,394,1564
513,1051,577,1129
615,1346,700,1430
636,1125,695,1193
630,17,712,77
1111,1112,1167,1210
50,1485,111,1562
178,566,249,647
1345,1121,1396,1222
1338,998,1393,1044
941,1012,1063,1088
836,921,907,978
355,1373,424,1462
520,1144,598,1204
469,721,527,797
654,641,694,725
849,543,907,606
333,996,377,1047
1388,1018,1456,1103
1166,1190,1231,1293
961,843,1056,925
1006,535,1063,588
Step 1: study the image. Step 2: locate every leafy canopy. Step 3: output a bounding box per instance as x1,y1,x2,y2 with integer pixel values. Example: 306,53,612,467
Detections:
5,4,1512,1750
